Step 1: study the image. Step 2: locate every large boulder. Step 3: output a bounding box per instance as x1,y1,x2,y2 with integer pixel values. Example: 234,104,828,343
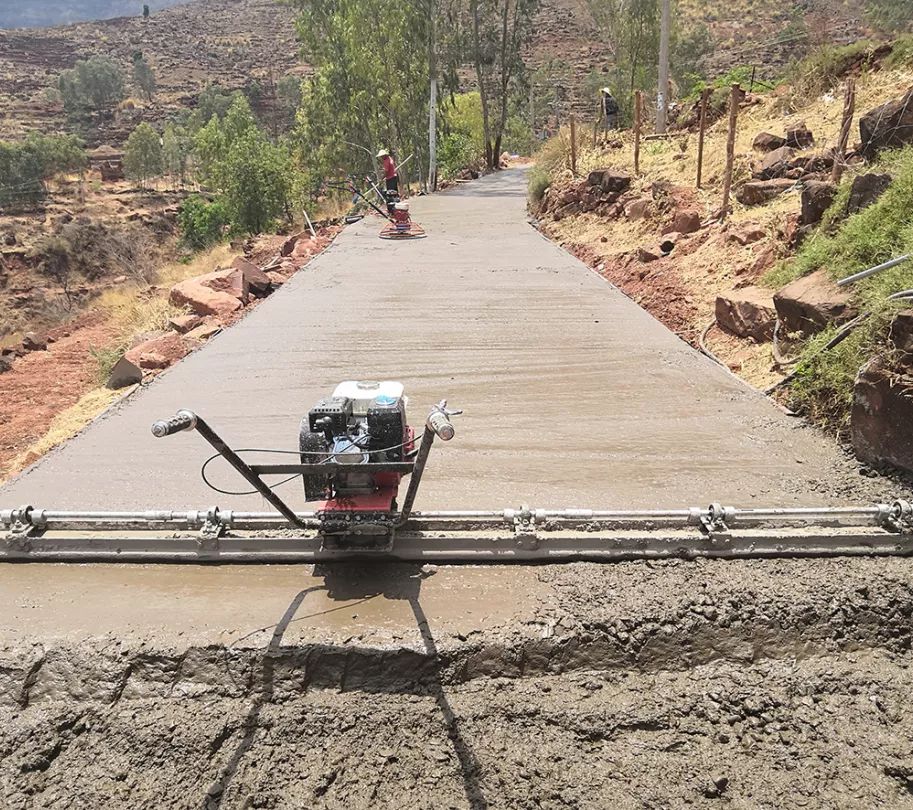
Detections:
756,146,795,180
800,180,837,226
851,357,913,474
785,123,814,149
231,256,272,296
21,332,48,352
735,179,795,206
125,333,189,370
752,132,787,152
199,267,249,305
715,287,777,341
106,357,143,389
860,87,913,156
168,271,243,318
773,269,857,334
846,173,891,216
586,169,631,194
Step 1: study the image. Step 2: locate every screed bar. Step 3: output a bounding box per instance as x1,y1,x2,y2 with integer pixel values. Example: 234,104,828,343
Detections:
2,501,910,563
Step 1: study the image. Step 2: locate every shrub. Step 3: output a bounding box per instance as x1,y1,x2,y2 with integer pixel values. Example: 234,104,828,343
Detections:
178,196,230,250
784,42,877,105
57,56,124,116
527,166,551,203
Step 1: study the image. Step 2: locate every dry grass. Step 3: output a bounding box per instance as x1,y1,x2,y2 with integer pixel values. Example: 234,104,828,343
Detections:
559,65,913,221
4,387,124,481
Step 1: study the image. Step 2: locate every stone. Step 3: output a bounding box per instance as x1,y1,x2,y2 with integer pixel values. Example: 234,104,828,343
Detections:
890,309,913,354
280,231,309,257
199,267,249,305
107,357,143,389
125,333,189,370
667,209,701,235
860,87,913,156
801,180,837,226
185,321,222,342
265,271,288,286
586,169,631,194
773,269,857,334
21,332,48,352
757,146,795,179
624,198,652,220
749,244,778,276
637,244,663,263
232,257,272,295
851,357,913,474
735,179,795,206
170,278,243,319
753,132,787,152
785,123,814,149
168,314,203,334
846,173,891,216
727,226,767,246
0,356,12,374
715,287,777,341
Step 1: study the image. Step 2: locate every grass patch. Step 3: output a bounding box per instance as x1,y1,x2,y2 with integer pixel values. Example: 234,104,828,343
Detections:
788,313,894,434
527,166,551,203
885,35,913,69
784,41,879,105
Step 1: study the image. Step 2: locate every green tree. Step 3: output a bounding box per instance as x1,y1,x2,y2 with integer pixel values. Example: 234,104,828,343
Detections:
0,134,86,209
132,54,156,102
57,56,125,116
178,196,230,249
162,123,190,189
468,0,541,168
124,123,163,189
223,132,291,234
866,0,913,31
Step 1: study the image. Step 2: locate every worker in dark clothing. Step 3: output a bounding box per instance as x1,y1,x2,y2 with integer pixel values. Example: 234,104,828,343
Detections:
601,87,619,131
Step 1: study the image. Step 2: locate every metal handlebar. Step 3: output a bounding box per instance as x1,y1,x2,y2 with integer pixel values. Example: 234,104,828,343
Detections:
427,400,462,441
151,409,198,438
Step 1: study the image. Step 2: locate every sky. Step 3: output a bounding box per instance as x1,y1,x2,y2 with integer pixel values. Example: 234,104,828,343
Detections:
0,1,190,29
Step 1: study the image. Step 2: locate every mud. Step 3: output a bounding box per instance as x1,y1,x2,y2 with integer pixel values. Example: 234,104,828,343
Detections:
2,171,913,807
3,558,913,808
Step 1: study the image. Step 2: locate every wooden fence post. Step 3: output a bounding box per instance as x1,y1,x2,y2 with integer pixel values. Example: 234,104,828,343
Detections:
831,78,856,184
634,90,643,175
720,83,743,218
696,87,711,189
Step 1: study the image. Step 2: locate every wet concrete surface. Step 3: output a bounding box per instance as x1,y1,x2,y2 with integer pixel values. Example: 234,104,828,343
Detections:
3,170,913,808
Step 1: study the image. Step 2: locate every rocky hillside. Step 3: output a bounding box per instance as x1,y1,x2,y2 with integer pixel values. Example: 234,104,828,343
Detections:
0,1,188,30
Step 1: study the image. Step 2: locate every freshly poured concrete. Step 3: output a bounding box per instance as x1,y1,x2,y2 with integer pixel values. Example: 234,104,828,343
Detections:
0,169,897,643
3,170,913,810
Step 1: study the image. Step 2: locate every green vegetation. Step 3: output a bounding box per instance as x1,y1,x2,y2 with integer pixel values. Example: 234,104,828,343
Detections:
0,134,86,209
885,34,913,68
527,165,551,203
162,123,190,189
177,196,230,250
767,147,913,431
132,53,156,102
866,0,913,34
57,56,125,117
124,123,163,189
784,42,878,105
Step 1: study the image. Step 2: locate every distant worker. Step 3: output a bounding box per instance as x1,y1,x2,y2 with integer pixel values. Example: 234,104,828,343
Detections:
377,148,398,195
601,87,619,131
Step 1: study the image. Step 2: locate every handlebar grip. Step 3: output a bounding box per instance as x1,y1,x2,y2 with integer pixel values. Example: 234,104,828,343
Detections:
151,410,197,438
427,410,455,441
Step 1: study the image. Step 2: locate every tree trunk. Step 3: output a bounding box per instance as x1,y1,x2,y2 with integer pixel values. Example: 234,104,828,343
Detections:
470,0,494,169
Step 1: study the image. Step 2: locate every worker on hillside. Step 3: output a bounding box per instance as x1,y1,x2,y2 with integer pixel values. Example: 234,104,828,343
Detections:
601,87,619,132
377,148,399,196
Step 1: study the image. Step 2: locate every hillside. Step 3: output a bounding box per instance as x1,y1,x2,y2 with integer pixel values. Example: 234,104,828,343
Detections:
0,1,189,30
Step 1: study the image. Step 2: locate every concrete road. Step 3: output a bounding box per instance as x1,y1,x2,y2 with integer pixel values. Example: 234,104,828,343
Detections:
0,169,877,513
0,168,895,648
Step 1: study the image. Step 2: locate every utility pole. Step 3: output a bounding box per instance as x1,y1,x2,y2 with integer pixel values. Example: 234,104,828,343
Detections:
656,0,671,133
428,0,438,191
429,78,438,192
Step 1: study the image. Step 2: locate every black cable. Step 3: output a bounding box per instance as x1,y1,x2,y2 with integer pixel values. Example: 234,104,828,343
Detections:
198,434,425,496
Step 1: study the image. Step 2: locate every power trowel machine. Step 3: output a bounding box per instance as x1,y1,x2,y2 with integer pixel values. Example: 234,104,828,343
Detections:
2,380,913,563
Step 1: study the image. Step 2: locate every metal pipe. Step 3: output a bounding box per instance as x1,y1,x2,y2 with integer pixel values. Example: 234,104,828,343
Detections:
837,254,911,286
151,411,304,528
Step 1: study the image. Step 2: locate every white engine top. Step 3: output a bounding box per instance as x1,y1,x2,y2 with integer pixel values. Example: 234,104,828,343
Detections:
333,380,405,416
